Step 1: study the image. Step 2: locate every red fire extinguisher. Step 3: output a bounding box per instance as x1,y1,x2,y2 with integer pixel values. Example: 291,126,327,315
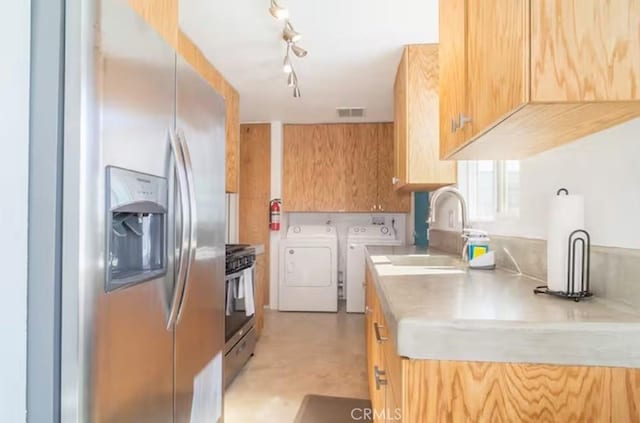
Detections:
269,199,282,231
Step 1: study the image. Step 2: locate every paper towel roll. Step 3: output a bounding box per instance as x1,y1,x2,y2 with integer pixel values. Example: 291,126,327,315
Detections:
547,193,584,293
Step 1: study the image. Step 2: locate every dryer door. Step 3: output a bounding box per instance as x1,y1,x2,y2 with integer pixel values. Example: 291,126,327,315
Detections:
284,246,332,287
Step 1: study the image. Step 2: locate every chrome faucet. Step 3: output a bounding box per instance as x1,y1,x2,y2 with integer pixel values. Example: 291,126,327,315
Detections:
427,186,471,258
427,186,469,230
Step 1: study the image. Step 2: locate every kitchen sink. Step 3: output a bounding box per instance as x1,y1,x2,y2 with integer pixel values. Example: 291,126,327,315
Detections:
374,264,466,276
372,254,466,277
388,254,462,267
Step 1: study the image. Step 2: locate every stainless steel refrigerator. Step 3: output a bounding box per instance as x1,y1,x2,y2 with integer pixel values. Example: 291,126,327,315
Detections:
29,0,225,422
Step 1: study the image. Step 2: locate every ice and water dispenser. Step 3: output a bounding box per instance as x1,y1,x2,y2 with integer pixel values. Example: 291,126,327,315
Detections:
106,166,168,292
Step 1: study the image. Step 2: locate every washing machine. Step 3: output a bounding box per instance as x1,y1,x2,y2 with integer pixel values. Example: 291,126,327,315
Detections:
346,225,402,313
279,225,338,312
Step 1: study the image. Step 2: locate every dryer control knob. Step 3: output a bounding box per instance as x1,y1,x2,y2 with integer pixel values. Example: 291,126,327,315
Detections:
361,227,367,233
293,226,301,234
381,227,389,235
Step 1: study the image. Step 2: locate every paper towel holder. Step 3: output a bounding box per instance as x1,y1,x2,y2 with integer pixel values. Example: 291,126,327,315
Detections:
534,229,593,302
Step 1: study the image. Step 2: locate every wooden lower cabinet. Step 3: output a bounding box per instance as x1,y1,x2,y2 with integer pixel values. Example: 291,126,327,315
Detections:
365,265,640,423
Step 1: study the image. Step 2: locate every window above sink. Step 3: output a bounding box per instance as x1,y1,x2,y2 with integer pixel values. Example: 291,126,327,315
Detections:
458,160,520,222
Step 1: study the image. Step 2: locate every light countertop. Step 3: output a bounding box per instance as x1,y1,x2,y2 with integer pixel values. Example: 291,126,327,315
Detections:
366,245,640,368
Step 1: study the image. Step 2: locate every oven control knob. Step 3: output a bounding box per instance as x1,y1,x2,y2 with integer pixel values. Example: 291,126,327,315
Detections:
293,226,301,234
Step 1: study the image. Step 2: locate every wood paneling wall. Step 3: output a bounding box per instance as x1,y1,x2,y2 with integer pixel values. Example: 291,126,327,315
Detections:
127,0,240,192
238,124,271,334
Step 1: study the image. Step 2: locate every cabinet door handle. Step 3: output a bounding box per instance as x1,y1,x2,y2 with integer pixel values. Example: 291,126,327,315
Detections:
392,177,399,185
458,113,473,129
451,117,459,133
365,306,372,314
374,322,388,343
374,366,388,390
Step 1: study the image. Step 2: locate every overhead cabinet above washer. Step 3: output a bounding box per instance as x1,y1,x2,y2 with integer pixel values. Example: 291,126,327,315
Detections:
283,124,411,213
439,0,640,160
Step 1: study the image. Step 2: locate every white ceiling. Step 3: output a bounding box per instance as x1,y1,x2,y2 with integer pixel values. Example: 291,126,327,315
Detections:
180,0,439,124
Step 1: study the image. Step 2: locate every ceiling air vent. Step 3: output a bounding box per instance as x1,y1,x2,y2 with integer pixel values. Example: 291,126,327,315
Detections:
336,107,366,118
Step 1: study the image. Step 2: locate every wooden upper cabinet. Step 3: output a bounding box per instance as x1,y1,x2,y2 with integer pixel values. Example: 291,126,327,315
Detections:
312,125,348,211
440,0,640,160
393,53,408,187
345,125,379,212
283,124,410,213
283,125,316,211
393,45,457,192
466,0,528,137
531,0,640,102
439,0,469,159
377,124,411,213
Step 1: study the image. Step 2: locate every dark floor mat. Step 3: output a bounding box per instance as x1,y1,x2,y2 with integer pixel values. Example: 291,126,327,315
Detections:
293,395,373,423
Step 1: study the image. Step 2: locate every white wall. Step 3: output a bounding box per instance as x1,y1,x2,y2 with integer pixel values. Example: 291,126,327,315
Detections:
0,2,30,421
433,118,640,249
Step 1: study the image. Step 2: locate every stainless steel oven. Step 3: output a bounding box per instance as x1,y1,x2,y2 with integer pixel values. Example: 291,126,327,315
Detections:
224,244,257,388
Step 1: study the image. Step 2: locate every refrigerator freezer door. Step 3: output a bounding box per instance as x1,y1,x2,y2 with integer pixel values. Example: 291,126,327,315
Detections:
174,55,226,423
61,1,177,422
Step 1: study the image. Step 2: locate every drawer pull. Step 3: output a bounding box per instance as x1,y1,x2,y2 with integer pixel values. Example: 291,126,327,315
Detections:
374,366,388,390
374,322,388,343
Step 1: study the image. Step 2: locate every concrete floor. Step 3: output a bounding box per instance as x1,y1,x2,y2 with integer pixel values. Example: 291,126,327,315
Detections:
224,304,369,423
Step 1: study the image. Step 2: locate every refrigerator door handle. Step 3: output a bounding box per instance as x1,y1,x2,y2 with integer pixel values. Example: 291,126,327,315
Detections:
176,128,198,323
167,129,191,330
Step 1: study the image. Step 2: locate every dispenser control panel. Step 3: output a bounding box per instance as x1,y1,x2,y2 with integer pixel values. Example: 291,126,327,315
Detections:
105,166,168,292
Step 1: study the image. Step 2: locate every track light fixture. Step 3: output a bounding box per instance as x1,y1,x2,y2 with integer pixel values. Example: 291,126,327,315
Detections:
291,43,307,58
269,0,289,20
283,21,302,43
283,45,293,74
287,70,297,87
268,2,307,98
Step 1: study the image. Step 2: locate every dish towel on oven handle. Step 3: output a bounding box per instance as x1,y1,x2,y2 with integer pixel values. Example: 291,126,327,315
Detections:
225,281,234,316
241,266,255,316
